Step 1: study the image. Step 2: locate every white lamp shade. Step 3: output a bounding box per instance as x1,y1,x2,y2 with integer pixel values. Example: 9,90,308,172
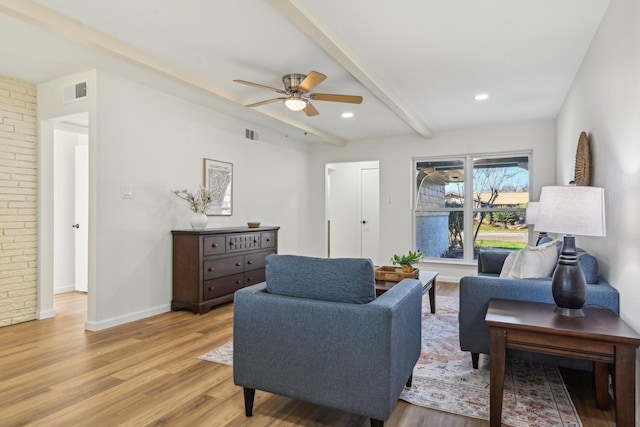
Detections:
534,186,606,237
525,202,538,225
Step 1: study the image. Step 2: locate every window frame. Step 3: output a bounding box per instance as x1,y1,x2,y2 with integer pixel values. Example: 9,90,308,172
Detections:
413,151,532,263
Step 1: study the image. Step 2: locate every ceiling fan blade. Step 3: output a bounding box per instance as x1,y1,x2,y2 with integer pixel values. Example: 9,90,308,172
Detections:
304,102,319,117
298,71,327,93
234,79,287,94
310,93,363,104
245,97,286,108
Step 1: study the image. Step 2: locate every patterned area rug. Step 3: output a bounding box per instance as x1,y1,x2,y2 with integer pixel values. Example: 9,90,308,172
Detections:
199,295,582,427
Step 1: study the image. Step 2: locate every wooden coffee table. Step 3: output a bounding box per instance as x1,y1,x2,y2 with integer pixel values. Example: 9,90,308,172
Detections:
376,270,437,313
485,298,640,427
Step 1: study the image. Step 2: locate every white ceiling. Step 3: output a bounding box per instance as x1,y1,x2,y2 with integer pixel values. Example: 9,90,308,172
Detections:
0,0,610,145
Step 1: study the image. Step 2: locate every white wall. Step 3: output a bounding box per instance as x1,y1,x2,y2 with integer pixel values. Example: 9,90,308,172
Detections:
310,120,557,282
556,0,640,419
557,0,640,329
38,69,314,330
88,70,313,329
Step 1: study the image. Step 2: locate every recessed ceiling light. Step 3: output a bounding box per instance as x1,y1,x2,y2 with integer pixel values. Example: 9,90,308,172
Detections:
474,93,490,101
341,112,354,118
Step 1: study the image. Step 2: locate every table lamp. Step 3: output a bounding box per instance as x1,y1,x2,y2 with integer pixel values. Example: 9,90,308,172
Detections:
534,186,606,317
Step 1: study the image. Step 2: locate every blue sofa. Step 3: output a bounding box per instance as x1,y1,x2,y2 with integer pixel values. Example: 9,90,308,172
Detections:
233,254,423,427
459,246,619,371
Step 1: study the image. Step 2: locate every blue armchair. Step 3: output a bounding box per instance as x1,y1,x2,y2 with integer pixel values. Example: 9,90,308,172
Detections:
233,254,423,427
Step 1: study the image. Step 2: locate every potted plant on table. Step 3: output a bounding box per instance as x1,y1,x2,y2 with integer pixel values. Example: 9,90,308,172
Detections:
173,186,214,230
390,250,423,273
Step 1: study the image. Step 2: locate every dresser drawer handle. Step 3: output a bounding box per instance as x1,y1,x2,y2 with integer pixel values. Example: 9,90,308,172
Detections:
247,260,253,265
208,286,214,291
235,280,242,285
265,238,270,242
208,267,215,271
235,262,241,267
212,243,218,248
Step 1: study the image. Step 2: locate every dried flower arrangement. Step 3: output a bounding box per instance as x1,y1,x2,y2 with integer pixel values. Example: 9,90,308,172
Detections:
173,186,215,214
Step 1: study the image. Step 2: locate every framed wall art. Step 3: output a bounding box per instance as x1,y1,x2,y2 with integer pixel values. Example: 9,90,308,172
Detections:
203,158,232,215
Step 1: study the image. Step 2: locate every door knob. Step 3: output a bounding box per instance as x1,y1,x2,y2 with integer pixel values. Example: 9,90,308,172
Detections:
72,224,80,229
362,220,367,224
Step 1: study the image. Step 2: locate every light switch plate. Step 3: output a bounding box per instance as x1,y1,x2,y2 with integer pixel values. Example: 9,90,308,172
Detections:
121,185,134,199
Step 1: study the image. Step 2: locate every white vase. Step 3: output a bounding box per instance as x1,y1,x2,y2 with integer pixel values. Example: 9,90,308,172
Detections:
190,212,208,230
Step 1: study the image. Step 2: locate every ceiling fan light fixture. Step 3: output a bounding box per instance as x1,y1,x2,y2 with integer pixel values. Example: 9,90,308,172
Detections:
284,95,307,111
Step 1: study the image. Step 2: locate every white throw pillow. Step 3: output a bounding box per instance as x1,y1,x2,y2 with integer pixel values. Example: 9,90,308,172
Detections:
519,240,558,278
499,240,558,279
499,251,523,278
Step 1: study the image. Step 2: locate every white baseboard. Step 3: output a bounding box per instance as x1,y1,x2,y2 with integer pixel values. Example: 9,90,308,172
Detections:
36,309,56,320
436,275,460,284
84,304,171,331
54,284,76,294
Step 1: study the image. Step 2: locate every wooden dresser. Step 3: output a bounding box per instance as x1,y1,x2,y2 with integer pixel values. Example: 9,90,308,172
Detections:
171,226,279,314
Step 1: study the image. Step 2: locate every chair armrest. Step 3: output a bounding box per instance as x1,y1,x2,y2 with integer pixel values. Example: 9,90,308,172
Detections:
477,249,511,274
459,275,555,355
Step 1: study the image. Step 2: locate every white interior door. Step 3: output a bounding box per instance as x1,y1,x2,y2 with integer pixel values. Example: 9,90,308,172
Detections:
361,168,380,263
327,161,380,262
328,165,360,258
74,142,89,292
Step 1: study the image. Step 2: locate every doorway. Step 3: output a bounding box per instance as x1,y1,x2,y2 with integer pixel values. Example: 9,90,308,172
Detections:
51,113,89,297
326,161,380,264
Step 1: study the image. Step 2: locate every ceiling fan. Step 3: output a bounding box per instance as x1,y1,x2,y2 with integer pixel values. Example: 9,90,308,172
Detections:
234,71,363,117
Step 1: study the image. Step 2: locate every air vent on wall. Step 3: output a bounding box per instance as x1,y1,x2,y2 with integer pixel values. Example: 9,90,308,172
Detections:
245,128,259,141
63,81,88,103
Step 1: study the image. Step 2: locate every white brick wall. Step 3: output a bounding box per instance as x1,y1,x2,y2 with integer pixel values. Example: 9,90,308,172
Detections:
0,76,37,327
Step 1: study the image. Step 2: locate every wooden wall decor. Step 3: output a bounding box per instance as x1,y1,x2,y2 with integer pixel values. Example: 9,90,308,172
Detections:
574,131,592,186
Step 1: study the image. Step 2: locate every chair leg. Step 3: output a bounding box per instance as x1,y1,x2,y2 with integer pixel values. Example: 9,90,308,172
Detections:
471,352,479,369
370,418,384,427
406,374,413,388
243,387,255,417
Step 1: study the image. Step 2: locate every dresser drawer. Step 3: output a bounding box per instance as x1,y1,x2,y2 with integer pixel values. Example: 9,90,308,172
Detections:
245,268,266,286
203,235,225,256
203,273,245,300
245,251,274,271
261,232,276,248
227,234,261,252
203,255,244,280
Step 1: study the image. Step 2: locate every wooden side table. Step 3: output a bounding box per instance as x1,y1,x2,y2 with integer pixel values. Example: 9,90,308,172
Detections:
375,270,437,313
485,298,640,427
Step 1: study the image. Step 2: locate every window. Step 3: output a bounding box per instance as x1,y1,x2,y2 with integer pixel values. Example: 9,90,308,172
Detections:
414,154,530,262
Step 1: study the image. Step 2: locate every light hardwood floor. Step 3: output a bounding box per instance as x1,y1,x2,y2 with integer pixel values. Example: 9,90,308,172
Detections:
0,284,615,426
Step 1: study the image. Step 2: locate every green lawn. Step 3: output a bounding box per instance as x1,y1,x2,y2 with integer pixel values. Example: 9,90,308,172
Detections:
475,239,526,250
476,225,527,233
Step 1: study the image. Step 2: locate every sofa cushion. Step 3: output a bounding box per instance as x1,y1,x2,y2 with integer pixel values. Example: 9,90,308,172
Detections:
500,240,558,279
577,251,599,284
265,254,376,304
